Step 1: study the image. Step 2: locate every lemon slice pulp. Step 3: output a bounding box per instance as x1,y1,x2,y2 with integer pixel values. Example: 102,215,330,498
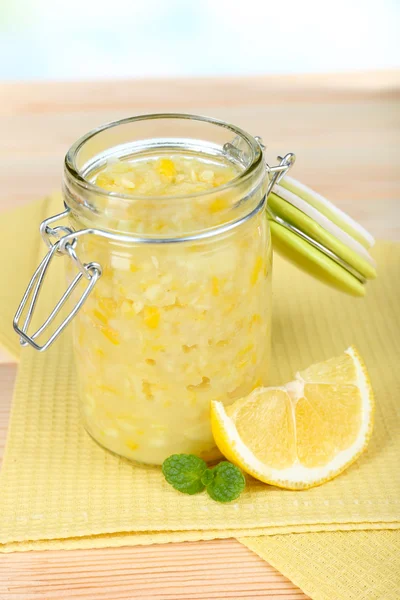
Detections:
211,346,374,489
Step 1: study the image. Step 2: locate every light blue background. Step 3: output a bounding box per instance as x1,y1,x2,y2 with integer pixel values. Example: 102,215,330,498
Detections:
1,0,399,80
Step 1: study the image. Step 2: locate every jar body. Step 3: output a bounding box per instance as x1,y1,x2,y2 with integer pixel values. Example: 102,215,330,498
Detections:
68,212,272,464
63,114,272,465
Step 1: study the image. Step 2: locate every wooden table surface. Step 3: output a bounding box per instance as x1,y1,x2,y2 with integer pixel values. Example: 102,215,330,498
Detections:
0,71,399,599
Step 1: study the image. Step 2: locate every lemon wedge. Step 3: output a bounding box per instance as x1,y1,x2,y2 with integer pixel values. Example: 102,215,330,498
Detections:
211,347,374,490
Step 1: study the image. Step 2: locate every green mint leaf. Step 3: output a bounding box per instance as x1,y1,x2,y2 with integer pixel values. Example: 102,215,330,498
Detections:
162,454,207,495
200,468,215,487
205,461,246,503
162,455,246,502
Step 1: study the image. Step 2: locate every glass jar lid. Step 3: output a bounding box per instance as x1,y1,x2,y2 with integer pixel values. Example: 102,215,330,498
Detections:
266,172,376,297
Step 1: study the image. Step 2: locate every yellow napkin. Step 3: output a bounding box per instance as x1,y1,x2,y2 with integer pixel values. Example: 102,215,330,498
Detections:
0,196,57,360
0,196,399,598
241,530,400,600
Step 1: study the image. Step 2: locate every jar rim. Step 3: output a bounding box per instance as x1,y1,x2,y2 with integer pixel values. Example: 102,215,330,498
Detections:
64,113,264,202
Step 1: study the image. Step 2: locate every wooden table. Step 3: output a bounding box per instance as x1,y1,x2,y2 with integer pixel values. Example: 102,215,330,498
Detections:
0,71,399,599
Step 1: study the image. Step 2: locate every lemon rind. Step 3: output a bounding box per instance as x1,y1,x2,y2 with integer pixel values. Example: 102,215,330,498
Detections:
211,346,375,490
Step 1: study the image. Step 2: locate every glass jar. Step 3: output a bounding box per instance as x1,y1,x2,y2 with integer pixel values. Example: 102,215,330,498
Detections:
15,114,295,465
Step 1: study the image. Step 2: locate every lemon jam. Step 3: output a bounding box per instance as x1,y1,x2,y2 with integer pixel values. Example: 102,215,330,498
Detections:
70,151,272,465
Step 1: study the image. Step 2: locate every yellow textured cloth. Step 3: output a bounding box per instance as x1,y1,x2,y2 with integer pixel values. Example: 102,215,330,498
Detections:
241,530,400,600
0,197,54,360
0,195,399,598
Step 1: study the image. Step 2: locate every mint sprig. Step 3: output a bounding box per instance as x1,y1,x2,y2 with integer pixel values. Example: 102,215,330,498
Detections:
162,454,245,503
162,454,207,495
204,461,246,503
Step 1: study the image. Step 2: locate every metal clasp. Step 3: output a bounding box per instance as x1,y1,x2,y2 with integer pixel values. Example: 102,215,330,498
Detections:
254,138,296,196
13,209,102,352
266,153,296,195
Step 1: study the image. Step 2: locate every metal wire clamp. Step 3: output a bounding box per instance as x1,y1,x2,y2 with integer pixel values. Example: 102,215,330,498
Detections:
13,215,102,352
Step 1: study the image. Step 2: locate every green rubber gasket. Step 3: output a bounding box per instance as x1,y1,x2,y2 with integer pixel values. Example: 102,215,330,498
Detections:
269,220,366,297
268,193,376,281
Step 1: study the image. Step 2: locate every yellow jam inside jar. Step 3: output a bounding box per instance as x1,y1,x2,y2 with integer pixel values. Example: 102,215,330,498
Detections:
71,151,272,465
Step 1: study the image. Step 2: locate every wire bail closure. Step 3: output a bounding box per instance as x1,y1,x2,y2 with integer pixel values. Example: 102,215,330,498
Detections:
13,210,102,352
13,151,294,352
255,139,296,196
